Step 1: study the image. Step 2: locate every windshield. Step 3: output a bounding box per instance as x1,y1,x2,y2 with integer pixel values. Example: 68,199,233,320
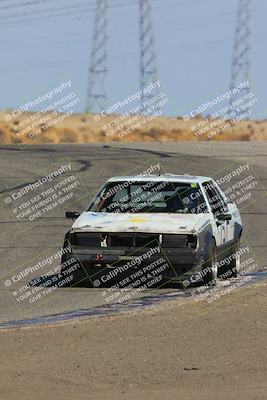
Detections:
89,181,208,214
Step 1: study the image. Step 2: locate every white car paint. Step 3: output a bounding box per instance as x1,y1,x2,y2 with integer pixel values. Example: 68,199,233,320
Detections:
72,212,210,235
70,174,242,249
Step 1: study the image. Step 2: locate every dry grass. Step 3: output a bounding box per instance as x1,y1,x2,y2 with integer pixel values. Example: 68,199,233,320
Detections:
0,111,266,144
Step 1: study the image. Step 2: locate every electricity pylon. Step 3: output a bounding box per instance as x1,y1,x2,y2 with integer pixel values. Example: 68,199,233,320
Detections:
139,0,160,114
85,0,108,113
229,0,252,117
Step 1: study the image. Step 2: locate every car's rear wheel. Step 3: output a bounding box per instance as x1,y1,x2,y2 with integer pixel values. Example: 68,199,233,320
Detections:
219,239,241,279
202,239,217,286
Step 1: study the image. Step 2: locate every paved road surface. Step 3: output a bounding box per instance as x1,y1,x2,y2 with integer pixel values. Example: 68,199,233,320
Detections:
0,142,266,324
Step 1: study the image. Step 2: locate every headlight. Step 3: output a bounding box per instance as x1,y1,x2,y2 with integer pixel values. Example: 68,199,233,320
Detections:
186,234,198,249
162,234,197,249
70,232,101,247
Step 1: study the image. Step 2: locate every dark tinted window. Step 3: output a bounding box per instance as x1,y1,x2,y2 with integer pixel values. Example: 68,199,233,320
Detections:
203,181,228,215
89,181,208,214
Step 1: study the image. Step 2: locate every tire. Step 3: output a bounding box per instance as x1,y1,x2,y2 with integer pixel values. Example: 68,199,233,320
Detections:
61,232,94,287
61,231,71,267
202,239,218,286
219,239,240,279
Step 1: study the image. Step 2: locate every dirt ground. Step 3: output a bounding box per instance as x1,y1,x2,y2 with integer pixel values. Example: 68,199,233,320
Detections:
1,111,267,144
0,282,266,400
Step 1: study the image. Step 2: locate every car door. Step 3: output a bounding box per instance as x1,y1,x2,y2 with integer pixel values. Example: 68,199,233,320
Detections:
202,181,229,248
213,181,236,242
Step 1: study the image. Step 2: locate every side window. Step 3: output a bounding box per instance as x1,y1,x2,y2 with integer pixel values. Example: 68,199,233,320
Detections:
183,186,209,213
203,181,227,216
212,185,228,213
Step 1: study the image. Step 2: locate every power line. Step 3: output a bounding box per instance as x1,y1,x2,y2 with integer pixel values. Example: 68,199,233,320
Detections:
0,1,96,19
0,9,93,25
0,0,58,11
0,0,137,25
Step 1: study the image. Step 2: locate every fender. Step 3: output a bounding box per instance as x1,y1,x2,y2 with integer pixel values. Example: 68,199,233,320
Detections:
234,222,243,240
198,223,215,261
61,230,71,264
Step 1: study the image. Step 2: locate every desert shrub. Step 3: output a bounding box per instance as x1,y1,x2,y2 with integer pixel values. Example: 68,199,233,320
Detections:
59,128,79,143
0,126,13,144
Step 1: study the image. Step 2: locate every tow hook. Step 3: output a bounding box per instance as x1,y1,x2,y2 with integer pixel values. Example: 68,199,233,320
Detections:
93,254,103,267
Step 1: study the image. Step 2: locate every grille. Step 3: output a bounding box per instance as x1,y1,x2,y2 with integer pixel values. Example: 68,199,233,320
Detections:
108,233,159,248
71,232,192,249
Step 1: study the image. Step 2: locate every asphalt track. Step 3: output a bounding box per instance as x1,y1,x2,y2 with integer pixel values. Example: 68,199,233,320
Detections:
0,142,266,326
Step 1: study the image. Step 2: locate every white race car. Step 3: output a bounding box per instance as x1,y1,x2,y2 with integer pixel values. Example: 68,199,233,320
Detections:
62,174,243,287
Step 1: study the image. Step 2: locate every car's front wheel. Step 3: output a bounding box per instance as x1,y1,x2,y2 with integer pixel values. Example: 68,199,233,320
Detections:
202,239,218,286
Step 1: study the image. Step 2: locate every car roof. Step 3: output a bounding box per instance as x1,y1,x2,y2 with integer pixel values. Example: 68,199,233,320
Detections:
107,174,212,184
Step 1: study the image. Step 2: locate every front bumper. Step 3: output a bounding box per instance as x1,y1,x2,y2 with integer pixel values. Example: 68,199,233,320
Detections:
70,246,202,264
62,246,204,286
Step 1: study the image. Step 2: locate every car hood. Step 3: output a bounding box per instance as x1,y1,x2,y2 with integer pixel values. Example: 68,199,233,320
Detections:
71,212,210,235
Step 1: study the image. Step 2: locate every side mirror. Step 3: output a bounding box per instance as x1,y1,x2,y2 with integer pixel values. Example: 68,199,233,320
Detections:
66,211,80,220
216,213,232,222
226,197,233,205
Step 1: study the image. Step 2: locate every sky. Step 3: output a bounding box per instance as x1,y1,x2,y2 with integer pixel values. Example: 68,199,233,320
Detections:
0,0,266,119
